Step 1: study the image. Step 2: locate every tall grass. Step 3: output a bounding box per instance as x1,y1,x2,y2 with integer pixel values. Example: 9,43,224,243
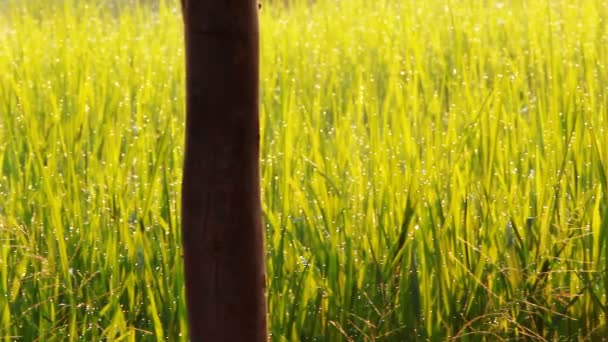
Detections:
1,0,608,340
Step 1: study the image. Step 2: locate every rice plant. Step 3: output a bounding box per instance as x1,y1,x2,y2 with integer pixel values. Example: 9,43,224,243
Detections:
1,0,607,340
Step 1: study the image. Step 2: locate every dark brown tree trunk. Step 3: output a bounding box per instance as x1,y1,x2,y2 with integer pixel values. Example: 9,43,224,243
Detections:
180,1,267,341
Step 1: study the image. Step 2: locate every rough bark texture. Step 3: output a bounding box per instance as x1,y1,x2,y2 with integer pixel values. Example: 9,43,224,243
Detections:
181,1,267,341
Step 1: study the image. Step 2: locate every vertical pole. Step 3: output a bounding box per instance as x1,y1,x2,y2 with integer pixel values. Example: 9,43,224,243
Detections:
181,1,267,341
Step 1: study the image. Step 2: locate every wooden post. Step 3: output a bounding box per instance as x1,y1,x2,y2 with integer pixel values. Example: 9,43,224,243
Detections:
181,1,267,340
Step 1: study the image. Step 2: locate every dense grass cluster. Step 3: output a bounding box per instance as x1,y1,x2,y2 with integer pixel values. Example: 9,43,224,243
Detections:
1,0,608,340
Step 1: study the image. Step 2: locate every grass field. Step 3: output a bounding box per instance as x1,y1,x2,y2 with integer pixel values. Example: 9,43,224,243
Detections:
1,0,608,340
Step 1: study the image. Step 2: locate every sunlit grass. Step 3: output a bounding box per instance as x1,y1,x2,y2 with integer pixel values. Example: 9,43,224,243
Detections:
1,0,608,340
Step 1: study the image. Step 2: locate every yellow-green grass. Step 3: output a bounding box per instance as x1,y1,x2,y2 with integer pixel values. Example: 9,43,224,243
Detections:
1,0,608,340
